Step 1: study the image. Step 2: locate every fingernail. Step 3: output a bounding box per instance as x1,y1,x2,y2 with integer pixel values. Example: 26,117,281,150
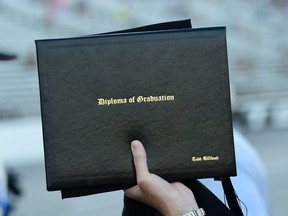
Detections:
131,140,141,151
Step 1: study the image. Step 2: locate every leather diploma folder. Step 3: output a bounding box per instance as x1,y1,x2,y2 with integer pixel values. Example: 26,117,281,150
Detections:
35,20,236,198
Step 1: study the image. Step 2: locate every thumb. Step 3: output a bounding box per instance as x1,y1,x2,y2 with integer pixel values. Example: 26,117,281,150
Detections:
131,140,150,180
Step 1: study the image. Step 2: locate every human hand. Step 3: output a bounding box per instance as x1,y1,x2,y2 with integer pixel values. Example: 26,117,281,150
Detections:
124,140,199,216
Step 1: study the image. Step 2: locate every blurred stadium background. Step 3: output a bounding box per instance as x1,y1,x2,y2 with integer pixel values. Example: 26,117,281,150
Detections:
0,0,287,215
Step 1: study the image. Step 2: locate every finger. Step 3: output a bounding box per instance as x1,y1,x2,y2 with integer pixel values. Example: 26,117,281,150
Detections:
124,185,142,200
131,140,150,180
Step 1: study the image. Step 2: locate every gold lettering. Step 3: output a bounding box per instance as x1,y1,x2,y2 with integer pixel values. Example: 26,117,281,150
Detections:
192,157,202,162
203,156,219,161
129,96,135,103
97,98,127,106
192,155,220,162
98,99,105,106
98,94,175,106
137,95,175,103
137,96,144,103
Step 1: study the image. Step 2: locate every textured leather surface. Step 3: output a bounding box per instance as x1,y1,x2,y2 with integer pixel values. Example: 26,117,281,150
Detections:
36,22,236,197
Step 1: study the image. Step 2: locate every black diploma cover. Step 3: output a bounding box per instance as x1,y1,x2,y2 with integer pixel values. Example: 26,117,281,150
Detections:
35,19,236,199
